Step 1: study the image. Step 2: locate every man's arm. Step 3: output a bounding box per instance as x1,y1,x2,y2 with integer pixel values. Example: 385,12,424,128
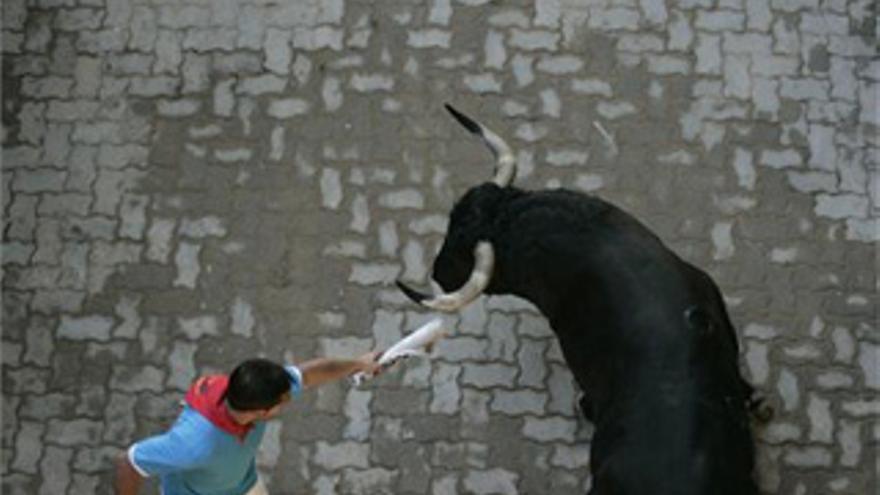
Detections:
299,352,380,389
115,419,209,494
115,451,145,495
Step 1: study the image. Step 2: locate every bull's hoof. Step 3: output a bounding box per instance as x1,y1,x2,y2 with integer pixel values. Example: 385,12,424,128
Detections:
748,395,775,424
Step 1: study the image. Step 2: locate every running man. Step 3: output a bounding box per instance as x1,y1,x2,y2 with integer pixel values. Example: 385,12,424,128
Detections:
115,353,381,495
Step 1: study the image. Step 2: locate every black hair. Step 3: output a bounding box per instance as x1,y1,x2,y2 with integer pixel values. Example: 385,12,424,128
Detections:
224,358,292,411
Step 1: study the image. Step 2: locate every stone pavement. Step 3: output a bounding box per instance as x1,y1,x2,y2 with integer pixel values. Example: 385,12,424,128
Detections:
1,0,877,494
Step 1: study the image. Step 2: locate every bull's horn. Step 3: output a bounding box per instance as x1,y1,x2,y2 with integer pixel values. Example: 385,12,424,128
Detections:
445,104,516,187
396,241,495,312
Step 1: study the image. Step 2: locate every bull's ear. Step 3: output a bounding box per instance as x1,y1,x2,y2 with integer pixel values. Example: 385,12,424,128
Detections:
464,184,509,227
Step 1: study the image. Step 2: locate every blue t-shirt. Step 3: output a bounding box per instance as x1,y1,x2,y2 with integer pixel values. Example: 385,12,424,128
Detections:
129,366,302,495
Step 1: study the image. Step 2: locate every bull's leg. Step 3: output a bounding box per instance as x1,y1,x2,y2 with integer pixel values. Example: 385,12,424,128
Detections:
692,273,776,425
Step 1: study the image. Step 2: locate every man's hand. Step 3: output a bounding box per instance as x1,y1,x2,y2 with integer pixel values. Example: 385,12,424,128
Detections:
356,351,383,376
300,353,383,389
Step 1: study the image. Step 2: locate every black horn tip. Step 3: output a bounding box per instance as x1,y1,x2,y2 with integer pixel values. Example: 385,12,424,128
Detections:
444,104,482,135
395,280,430,305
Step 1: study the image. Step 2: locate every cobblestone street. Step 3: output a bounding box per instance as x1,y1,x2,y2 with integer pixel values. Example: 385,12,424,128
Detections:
1,1,878,494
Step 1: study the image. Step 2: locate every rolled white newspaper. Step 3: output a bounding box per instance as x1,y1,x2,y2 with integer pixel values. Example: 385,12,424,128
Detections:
353,318,447,385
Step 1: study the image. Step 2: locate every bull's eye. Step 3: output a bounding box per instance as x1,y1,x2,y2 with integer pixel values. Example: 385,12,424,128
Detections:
685,307,713,336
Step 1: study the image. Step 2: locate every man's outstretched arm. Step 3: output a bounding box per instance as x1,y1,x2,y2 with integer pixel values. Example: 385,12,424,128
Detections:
298,352,380,389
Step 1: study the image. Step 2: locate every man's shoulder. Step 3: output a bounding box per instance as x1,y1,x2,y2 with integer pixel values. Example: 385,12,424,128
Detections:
168,406,230,443
129,407,223,474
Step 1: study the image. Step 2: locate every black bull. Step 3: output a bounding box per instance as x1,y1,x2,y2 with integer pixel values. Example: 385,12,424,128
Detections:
397,106,766,495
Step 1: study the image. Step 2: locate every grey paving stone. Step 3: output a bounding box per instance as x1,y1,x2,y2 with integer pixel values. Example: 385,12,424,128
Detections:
744,0,771,30
179,216,226,239
183,28,237,52
408,29,452,49
3,146,41,168
156,98,200,117
463,469,518,495
772,0,820,11
16,102,45,145
841,400,880,416
314,441,369,470
263,28,291,75
268,98,310,119
509,29,560,51
119,193,148,240
639,0,669,25
523,415,577,442
339,468,396,495
47,419,104,446
237,74,287,95
491,389,547,415
292,27,344,51
2,0,27,29
58,315,113,341
237,5,266,49
76,29,128,53
12,422,44,473
109,365,165,392
695,34,722,74
167,341,198,391
537,55,585,75
130,76,179,97
350,74,394,92
70,473,100,494
378,189,424,209
857,343,879,390
101,393,138,442
180,53,211,94
157,5,210,29
784,446,832,467
814,193,869,219
837,420,862,467
461,363,517,388
154,30,182,74
588,8,641,31
696,11,745,31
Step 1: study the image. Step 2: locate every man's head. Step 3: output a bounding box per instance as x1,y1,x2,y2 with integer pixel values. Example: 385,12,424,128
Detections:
225,358,293,421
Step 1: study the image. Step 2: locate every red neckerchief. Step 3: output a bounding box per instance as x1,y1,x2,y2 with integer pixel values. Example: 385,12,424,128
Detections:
185,375,253,441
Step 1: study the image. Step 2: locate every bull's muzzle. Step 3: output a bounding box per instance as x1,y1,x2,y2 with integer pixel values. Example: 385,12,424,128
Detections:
396,241,495,312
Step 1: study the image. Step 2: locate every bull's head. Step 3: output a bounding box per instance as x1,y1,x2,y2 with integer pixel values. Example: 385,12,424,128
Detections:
396,105,518,311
